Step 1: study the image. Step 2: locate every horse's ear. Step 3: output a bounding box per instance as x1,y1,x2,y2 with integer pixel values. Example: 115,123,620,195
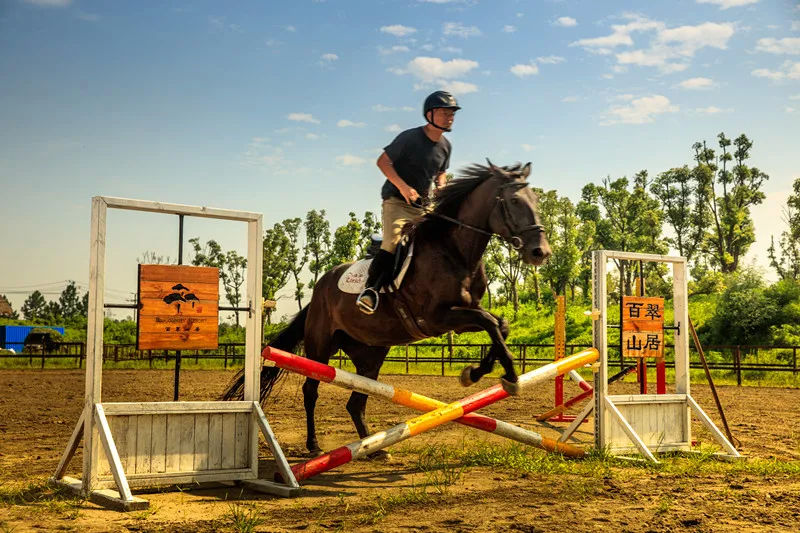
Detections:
486,158,498,172
521,162,532,179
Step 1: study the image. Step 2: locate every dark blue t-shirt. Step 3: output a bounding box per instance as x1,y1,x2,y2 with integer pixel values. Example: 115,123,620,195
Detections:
380,127,451,200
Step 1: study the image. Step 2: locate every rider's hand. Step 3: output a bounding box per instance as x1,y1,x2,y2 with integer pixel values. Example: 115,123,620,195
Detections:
402,186,420,205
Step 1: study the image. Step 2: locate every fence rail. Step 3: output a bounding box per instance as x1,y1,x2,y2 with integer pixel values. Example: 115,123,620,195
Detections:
1,341,798,385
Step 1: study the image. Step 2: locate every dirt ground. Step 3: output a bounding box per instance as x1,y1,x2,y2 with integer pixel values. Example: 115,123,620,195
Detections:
1,367,799,532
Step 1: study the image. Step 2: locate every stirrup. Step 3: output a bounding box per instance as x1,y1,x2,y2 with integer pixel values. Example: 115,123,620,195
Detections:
356,288,379,315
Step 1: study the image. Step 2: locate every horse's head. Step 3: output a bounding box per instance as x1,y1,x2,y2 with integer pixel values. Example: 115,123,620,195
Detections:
485,160,551,266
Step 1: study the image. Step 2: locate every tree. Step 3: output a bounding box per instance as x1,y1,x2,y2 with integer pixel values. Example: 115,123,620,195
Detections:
578,171,666,295
692,133,768,273
482,240,502,309
282,218,307,310
304,209,331,289
262,222,293,325
487,237,525,317
21,290,47,321
358,211,381,259
328,212,362,267
137,251,173,264
58,281,82,321
189,238,247,327
768,177,800,281
650,166,707,265
537,190,581,298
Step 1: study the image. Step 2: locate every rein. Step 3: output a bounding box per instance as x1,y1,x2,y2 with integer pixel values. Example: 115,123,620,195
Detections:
414,181,545,249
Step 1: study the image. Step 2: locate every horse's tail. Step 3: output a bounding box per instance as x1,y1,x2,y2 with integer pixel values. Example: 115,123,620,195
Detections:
221,305,309,403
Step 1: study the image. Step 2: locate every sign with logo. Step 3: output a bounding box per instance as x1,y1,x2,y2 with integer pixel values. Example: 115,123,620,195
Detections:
621,296,664,359
137,265,219,350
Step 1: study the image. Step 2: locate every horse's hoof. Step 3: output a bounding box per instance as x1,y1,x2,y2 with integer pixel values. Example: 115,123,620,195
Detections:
460,364,478,387
306,447,324,458
500,377,521,396
365,449,393,462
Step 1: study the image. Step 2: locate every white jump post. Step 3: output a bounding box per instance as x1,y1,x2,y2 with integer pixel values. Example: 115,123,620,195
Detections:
52,196,299,511
588,250,739,462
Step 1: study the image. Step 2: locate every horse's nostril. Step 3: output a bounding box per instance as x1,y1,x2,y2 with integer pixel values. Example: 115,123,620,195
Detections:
532,248,544,257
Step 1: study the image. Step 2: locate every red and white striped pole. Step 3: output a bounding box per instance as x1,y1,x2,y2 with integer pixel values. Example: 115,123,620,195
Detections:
265,347,591,458
264,347,598,482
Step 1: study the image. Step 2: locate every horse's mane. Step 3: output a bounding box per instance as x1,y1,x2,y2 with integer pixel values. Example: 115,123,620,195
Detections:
406,163,526,239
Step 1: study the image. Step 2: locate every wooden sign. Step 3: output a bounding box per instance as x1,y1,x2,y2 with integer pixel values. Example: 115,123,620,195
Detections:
621,296,664,359
137,265,219,351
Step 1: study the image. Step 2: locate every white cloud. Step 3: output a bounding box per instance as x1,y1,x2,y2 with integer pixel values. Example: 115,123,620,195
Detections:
379,45,410,55
755,37,800,55
536,55,565,64
440,80,478,94
401,106,415,111
554,17,577,27
678,77,715,89
694,106,732,114
695,0,759,9
751,60,800,80
561,96,579,102
443,22,482,38
571,15,662,54
503,25,517,33
656,22,734,53
321,53,338,61
521,144,536,151
510,63,539,77
380,24,417,37
441,46,463,54
305,133,320,140
285,25,296,32
337,119,366,127
23,0,71,6
385,124,402,133
373,104,395,112
603,94,679,125
287,113,320,124
405,56,479,81
336,154,366,166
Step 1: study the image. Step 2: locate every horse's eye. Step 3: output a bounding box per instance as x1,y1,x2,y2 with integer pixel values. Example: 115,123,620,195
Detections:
511,198,520,205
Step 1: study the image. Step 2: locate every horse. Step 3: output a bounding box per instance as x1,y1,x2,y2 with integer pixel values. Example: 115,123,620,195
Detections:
224,160,551,456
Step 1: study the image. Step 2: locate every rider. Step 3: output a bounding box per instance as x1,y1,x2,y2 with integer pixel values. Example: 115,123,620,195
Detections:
356,90,459,314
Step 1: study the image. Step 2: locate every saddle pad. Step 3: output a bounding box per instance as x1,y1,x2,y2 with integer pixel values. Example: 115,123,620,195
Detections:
337,243,414,294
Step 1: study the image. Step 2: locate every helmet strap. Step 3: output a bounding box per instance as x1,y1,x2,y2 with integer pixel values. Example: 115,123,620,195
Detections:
426,109,452,132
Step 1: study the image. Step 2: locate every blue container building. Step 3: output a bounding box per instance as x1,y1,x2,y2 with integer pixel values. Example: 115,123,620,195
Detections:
0,325,65,353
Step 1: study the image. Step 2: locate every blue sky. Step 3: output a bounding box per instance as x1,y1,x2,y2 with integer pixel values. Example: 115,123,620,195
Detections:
1,0,798,321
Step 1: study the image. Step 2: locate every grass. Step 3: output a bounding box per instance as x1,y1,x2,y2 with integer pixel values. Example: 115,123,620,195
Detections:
222,502,263,533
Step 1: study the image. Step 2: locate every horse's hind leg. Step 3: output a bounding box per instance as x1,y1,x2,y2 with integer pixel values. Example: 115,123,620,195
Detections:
341,339,389,454
460,313,510,386
302,332,340,456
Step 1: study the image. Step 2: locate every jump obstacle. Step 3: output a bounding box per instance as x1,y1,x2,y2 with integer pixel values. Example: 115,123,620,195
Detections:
52,197,300,511
263,346,599,482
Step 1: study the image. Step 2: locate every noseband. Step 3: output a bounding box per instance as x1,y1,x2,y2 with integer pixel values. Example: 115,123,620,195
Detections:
416,179,545,249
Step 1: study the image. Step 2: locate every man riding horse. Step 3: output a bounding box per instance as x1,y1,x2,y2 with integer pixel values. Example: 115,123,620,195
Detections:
356,91,460,314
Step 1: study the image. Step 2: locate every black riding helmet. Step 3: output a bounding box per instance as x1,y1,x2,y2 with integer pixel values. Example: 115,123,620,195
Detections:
423,91,460,132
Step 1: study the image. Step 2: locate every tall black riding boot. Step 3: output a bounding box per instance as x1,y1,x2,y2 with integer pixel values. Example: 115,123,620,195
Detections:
356,250,395,315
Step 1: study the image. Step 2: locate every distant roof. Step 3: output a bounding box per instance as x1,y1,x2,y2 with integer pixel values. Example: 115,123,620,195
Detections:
0,295,12,318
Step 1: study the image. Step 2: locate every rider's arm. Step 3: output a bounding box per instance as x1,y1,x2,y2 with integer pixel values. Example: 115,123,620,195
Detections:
377,151,419,204
435,171,447,188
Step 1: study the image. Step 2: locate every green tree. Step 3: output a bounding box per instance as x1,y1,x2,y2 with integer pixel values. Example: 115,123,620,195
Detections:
650,166,708,264
483,239,502,309
21,290,47,321
358,211,381,259
304,209,331,289
692,133,768,273
488,237,525,317
189,238,247,326
705,268,777,346
262,222,293,325
768,177,800,281
537,190,580,298
328,212,362,267
58,281,82,322
282,218,307,310
43,301,62,323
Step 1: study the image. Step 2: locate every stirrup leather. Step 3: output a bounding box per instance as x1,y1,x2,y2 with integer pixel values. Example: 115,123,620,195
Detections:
356,287,380,315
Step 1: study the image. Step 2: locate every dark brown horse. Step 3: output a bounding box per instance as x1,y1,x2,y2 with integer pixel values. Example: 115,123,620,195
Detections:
224,161,551,456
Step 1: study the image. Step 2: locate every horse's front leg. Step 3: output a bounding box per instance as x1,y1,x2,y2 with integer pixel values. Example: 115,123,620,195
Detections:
435,306,520,395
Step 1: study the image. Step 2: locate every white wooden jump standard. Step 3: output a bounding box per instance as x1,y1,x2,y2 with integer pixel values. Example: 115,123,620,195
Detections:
584,250,739,462
52,196,299,511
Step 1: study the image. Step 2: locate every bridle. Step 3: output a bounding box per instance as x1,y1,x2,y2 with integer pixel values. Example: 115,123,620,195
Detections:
414,179,545,250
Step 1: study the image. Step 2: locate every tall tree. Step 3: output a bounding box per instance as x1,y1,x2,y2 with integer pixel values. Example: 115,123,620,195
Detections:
692,133,768,273
488,237,525,317
282,218,307,310
482,239,502,309
328,212,362,267
537,190,581,297
262,222,293,324
650,166,707,264
58,281,82,321
304,209,331,289
768,177,800,281
189,238,247,326
21,290,47,321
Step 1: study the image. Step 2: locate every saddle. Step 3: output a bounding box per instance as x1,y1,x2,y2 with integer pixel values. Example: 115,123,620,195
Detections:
337,237,414,295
